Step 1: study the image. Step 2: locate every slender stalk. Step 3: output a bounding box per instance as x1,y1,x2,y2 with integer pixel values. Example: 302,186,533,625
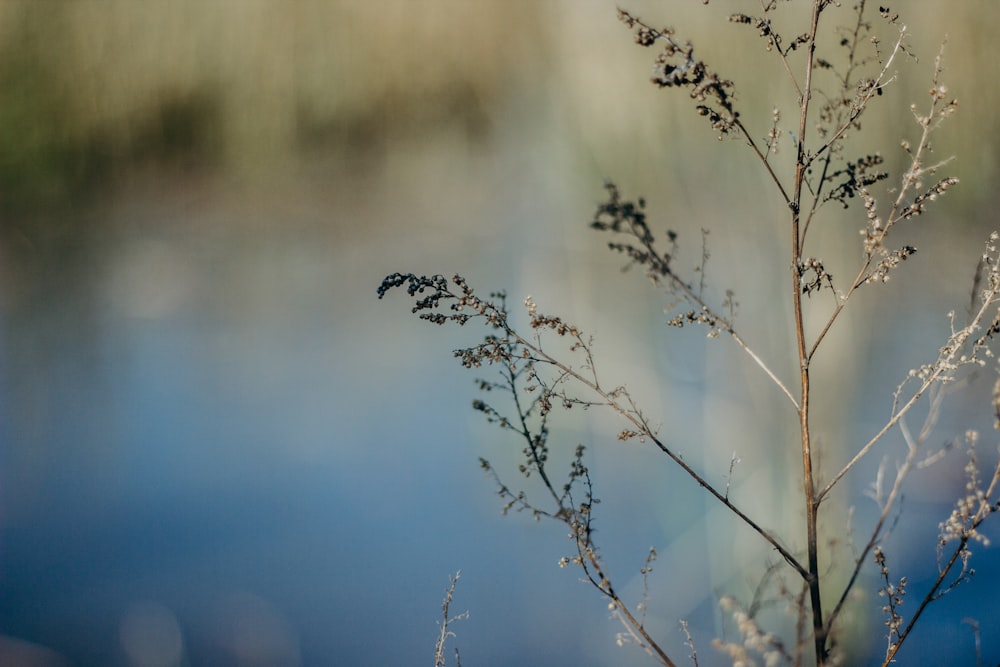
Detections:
792,2,826,663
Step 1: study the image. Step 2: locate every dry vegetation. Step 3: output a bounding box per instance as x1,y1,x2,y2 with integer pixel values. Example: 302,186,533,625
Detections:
381,2,1000,665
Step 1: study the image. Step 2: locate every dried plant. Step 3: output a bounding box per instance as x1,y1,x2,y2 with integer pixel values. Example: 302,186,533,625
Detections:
434,572,467,667
379,2,1000,665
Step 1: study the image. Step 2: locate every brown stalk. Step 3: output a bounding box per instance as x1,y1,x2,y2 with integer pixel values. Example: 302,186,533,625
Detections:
789,2,827,663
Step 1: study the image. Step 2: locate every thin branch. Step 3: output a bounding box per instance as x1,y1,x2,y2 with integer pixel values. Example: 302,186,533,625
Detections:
881,456,1000,665
805,20,909,169
756,0,805,98
594,185,799,409
516,330,810,580
819,278,1000,502
823,384,946,635
807,41,954,361
435,572,468,667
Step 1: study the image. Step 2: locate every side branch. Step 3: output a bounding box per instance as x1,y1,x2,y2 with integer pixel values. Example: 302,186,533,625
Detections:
593,184,799,410
510,326,810,580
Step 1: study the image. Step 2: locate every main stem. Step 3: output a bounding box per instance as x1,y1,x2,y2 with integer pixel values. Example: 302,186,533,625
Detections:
793,2,825,663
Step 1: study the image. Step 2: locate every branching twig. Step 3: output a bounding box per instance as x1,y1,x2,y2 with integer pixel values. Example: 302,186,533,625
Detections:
434,572,468,667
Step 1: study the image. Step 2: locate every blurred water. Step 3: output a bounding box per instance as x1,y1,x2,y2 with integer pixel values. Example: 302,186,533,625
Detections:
4,170,999,667
0,153,674,666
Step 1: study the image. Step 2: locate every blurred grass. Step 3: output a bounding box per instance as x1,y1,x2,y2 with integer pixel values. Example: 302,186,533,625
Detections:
0,1,546,218
3,2,996,222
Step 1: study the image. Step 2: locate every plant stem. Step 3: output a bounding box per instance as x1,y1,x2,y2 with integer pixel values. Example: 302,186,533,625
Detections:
793,2,826,663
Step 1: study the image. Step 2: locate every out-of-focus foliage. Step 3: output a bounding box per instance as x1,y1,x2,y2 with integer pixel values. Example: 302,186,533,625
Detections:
0,1,549,217
5,2,995,220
